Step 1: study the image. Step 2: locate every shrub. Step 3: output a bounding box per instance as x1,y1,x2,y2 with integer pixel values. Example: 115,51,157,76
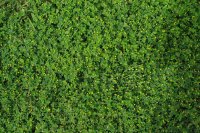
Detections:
0,0,199,132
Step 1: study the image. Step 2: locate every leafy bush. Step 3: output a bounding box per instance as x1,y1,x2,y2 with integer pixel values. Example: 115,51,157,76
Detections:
0,0,199,132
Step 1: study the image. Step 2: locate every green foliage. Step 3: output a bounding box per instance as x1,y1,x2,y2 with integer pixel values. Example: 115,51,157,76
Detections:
0,0,199,132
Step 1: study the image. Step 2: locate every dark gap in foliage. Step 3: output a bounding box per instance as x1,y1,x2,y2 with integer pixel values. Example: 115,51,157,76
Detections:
51,23,57,28
0,22,3,28
94,3,104,13
77,71,84,83
32,66,39,75
0,102,2,112
25,10,32,21
116,44,124,53
0,56,3,70
55,72,65,80
127,58,134,65
137,59,143,65
97,5,106,20
99,44,105,52
2,78,8,88
51,3,58,10
81,34,87,42
31,116,38,133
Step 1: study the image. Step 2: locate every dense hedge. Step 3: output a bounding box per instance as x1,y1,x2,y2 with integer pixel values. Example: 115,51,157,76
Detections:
0,0,199,132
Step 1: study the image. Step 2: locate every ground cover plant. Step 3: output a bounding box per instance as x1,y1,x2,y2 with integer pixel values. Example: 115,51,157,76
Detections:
0,0,199,132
